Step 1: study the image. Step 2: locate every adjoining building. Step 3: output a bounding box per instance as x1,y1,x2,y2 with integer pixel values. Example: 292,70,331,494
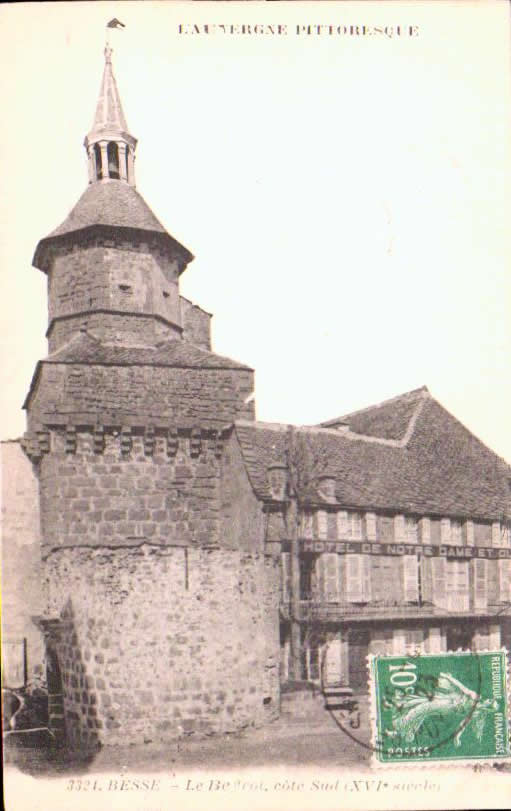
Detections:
2,45,510,750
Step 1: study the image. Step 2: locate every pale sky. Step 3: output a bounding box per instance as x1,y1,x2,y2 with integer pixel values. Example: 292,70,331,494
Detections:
1,1,510,463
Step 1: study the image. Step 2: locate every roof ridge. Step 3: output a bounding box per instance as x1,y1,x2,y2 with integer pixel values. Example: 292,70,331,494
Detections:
321,385,430,427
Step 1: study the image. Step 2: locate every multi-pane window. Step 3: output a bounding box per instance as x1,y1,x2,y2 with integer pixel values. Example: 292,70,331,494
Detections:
317,510,328,540
402,555,419,602
422,558,469,611
344,554,371,602
492,522,509,548
315,553,342,602
451,520,463,546
405,517,418,544
336,510,362,540
445,560,469,611
348,513,363,539
472,558,488,611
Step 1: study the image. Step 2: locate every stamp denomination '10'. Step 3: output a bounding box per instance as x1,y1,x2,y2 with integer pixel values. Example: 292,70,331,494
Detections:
371,650,510,764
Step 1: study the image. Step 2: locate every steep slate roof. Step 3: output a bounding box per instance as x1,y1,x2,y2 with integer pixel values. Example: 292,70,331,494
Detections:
321,386,427,441
23,331,252,410
33,181,194,272
45,330,252,370
235,389,511,521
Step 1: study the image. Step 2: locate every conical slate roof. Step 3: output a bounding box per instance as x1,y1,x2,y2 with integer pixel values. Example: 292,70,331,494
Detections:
33,181,194,272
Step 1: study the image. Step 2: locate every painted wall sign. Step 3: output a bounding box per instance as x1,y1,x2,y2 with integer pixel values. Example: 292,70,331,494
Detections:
301,539,511,558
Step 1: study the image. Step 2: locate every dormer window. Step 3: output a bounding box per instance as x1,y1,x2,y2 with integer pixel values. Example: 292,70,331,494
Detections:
317,475,336,503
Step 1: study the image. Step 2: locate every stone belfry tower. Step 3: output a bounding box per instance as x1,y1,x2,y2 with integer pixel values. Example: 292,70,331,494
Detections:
22,45,268,749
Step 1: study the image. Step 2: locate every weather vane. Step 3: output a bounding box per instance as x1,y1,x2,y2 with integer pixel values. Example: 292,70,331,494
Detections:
105,17,125,52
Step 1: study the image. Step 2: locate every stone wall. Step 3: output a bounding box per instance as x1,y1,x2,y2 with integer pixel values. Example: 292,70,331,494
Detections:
38,432,224,554
221,432,281,721
1,441,44,681
46,543,272,748
180,297,211,351
27,363,255,430
47,239,183,351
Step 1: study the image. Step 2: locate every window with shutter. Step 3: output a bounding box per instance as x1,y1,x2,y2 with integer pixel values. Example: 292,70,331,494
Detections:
402,555,419,602
450,520,463,546
336,510,348,539
472,558,488,611
344,554,370,602
316,553,341,603
394,515,405,542
405,517,418,544
431,557,447,609
317,510,328,540
498,559,511,603
365,512,377,540
363,555,372,600
445,560,469,611
281,552,291,603
492,522,503,547
464,520,475,546
441,518,451,544
349,512,362,540
419,517,431,544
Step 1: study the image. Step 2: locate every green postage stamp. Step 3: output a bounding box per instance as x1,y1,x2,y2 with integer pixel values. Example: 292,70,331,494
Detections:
370,650,510,765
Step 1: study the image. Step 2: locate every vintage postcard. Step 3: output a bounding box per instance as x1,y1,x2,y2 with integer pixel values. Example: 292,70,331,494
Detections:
1,2,511,810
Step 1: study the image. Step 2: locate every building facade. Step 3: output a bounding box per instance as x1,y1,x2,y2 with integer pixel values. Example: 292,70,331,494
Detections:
2,45,510,750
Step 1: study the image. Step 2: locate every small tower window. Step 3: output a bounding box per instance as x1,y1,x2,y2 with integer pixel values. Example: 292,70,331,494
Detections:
125,146,130,182
107,142,120,179
94,143,102,180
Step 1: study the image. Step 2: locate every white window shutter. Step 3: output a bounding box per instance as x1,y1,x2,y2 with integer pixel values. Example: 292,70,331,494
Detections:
402,555,419,602
394,515,405,542
440,518,451,544
420,556,433,603
451,521,463,546
365,512,377,541
472,559,488,611
419,517,431,544
336,510,348,539
431,557,447,609
317,553,341,603
492,522,502,547
345,554,365,602
281,552,291,603
362,555,372,600
405,517,418,544
317,510,328,540
464,520,475,546
350,512,362,540
498,559,511,603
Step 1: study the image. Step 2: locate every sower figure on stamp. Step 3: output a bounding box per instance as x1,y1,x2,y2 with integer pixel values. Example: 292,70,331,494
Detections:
384,671,499,747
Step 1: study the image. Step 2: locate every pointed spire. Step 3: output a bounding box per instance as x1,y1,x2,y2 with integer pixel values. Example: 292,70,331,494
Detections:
91,45,129,134
84,46,137,187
